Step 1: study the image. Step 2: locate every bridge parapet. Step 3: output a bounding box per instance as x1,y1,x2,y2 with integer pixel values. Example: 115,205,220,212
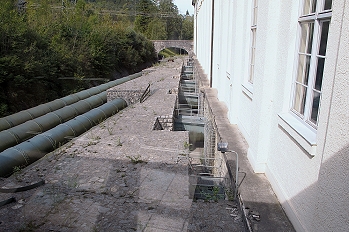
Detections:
152,40,193,55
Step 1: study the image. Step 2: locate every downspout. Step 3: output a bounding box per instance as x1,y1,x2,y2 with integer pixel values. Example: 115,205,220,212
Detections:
209,0,215,88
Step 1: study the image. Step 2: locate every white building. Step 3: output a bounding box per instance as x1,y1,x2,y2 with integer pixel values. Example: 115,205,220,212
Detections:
192,0,349,231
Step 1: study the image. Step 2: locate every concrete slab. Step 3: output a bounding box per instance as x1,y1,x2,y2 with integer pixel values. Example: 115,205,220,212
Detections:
0,58,245,232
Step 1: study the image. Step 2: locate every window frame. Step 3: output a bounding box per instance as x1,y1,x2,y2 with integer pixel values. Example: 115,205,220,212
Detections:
291,0,332,129
248,0,258,84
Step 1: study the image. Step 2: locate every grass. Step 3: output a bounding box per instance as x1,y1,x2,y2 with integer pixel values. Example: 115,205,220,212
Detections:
183,141,191,149
85,132,101,147
19,221,40,232
116,137,123,146
107,125,114,135
225,188,235,201
198,185,222,202
126,155,147,164
13,166,23,182
67,176,79,189
99,120,106,129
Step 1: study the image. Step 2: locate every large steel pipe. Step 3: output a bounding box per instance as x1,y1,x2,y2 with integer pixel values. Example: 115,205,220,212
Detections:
0,72,143,153
0,92,106,153
0,72,142,131
0,98,127,177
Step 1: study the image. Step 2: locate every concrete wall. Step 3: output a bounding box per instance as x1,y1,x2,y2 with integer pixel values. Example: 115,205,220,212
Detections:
193,0,349,231
194,0,213,81
312,1,349,230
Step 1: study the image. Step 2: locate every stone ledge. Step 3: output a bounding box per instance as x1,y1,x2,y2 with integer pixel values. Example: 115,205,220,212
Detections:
107,90,145,105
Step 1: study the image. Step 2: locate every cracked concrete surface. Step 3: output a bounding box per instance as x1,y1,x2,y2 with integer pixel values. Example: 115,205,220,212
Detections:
0,58,246,232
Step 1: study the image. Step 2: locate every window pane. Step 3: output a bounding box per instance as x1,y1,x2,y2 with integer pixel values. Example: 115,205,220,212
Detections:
319,21,330,56
324,0,332,10
299,23,314,54
315,57,325,91
297,54,311,85
293,83,307,115
310,91,321,124
303,0,317,15
312,0,317,12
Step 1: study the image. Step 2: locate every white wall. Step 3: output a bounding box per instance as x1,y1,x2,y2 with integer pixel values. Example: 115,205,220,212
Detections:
194,0,212,79
313,0,349,230
194,0,349,231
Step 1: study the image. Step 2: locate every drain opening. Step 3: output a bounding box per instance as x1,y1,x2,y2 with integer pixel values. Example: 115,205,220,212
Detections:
153,117,163,130
153,115,173,131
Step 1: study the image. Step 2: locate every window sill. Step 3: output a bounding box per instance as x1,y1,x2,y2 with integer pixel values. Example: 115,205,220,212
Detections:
277,113,317,156
241,83,253,99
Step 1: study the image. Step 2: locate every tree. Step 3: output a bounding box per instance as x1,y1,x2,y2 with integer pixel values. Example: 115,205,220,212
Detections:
145,18,167,40
134,0,157,34
0,0,157,116
158,0,181,39
181,15,194,40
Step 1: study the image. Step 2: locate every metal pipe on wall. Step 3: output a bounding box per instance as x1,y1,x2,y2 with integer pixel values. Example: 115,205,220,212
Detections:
0,98,127,177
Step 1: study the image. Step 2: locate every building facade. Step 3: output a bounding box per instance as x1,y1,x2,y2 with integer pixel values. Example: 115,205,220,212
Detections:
193,0,349,231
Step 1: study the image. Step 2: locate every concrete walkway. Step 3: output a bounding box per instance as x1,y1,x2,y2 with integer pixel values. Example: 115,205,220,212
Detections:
0,56,295,231
0,58,245,231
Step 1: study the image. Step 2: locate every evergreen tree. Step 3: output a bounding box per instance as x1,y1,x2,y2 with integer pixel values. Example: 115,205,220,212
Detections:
158,0,181,39
134,0,157,34
145,18,167,40
181,15,194,40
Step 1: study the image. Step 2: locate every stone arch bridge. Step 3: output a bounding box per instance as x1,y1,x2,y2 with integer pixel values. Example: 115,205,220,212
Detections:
152,40,193,55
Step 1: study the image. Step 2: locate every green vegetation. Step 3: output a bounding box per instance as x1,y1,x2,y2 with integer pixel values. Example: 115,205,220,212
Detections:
126,155,147,164
0,0,193,117
159,48,178,58
196,185,224,202
116,137,123,146
134,0,194,40
13,165,24,182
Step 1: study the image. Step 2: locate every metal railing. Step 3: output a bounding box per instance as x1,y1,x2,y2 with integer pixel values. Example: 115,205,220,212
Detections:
140,84,151,103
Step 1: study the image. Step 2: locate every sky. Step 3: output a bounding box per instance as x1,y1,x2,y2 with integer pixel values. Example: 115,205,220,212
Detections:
173,0,194,15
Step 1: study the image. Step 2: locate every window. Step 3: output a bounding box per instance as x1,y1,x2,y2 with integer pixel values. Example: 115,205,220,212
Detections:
292,0,332,128
249,0,258,84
